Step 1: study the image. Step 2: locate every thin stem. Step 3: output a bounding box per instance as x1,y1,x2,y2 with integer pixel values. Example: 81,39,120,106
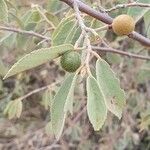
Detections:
60,0,150,47
73,1,92,75
92,46,150,60
95,25,109,32
34,5,56,29
106,2,150,12
0,26,51,41
90,50,101,59
18,81,60,101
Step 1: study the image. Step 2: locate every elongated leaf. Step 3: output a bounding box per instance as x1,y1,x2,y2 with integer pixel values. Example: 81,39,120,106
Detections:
3,101,13,115
4,99,23,119
86,76,107,131
0,0,8,22
0,59,8,76
52,16,74,40
64,22,77,42
8,101,17,119
45,121,53,135
71,27,82,45
15,99,23,118
137,62,150,82
45,12,59,27
4,44,73,79
51,74,75,140
47,0,61,13
52,20,75,46
140,110,150,131
16,9,41,50
144,11,150,38
42,89,52,110
127,0,150,23
0,80,2,90
21,9,41,25
96,59,126,119
0,33,16,48
64,73,78,114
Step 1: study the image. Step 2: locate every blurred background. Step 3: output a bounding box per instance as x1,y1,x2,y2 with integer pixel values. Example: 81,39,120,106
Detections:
0,0,150,149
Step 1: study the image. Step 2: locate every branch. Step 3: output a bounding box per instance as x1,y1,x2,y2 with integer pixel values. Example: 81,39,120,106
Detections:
17,81,61,101
60,0,150,47
73,1,93,75
106,2,150,12
60,0,113,24
92,46,150,61
0,26,51,41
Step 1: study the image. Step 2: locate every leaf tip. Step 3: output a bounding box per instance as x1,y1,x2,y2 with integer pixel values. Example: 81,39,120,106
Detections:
3,74,8,80
116,113,122,120
3,70,12,80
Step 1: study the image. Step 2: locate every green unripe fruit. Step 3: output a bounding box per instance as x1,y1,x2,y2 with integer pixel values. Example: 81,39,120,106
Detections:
60,51,81,72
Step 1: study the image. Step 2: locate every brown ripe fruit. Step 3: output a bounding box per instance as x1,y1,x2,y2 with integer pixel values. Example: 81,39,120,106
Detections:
112,14,135,36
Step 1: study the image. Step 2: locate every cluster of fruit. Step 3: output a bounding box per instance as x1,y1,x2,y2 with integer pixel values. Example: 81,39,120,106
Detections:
61,14,135,72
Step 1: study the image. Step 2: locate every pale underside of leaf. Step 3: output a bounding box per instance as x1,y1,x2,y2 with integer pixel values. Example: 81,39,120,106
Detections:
96,59,126,119
51,74,75,140
52,19,75,46
15,99,23,118
42,89,52,110
3,101,13,115
8,101,17,119
64,73,78,114
0,0,8,23
127,0,150,23
4,44,73,79
87,76,107,131
52,15,74,39
64,22,77,42
45,121,53,135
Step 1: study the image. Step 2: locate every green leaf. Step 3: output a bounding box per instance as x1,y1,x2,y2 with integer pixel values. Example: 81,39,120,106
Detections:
9,12,24,28
4,44,73,79
0,33,16,48
8,101,17,119
52,20,75,46
21,9,41,25
106,53,122,64
4,99,23,119
144,11,150,38
47,0,61,13
16,9,41,50
140,110,150,131
45,12,59,27
137,62,150,82
52,16,74,40
15,99,23,118
3,101,13,115
41,89,52,110
51,74,75,140
86,76,107,131
64,73,78,114
127,0,150,23
45,121,53,135
71,27,82,45
64,22,77,43
52,16,80,46
0,79,2,90
0,0,8,23
96,59,126,119
0,59,8,76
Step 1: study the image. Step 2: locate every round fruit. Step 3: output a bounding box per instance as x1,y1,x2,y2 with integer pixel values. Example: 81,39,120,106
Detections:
60,51,81,72
112,14,135,36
